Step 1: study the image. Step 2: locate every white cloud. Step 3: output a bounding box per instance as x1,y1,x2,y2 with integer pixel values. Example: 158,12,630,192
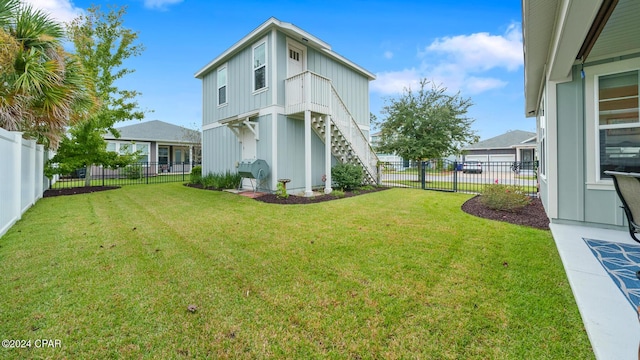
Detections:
426,23,523,72
371,23,522,96
383,51,393,59
144,0,184,10
22,0,83,23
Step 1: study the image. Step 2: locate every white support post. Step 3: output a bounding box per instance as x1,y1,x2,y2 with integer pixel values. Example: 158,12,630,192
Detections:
304,109,313,197
324,115,332,194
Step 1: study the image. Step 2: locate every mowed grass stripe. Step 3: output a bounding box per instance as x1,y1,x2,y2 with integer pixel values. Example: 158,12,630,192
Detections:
0,184,593,359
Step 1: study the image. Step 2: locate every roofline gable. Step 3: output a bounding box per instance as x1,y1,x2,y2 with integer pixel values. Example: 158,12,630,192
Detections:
194,17,375,80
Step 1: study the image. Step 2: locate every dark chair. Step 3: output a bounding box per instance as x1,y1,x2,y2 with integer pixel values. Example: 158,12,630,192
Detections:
605,171,640,243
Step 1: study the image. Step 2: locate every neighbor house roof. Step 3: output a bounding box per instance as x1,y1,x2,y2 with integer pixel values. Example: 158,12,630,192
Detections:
464,130,536,150
104,120,200,144
194,17,375,80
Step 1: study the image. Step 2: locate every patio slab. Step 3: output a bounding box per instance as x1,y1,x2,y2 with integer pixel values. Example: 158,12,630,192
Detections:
551,223,640,360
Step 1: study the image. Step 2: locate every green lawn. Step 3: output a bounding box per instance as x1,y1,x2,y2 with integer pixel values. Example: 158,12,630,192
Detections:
0,184,592,359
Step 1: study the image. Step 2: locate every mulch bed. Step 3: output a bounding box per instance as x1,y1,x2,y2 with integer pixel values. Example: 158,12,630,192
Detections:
43,186,120,197
461,195,550,230
254,187,390,204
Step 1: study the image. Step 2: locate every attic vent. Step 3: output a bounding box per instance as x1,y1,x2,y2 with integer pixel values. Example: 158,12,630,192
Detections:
289,49,300,61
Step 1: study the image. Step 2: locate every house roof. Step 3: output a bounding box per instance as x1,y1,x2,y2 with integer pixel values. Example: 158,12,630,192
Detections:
522,0,640,117
464,130,537,150
194,17,375,80
104,120,200,144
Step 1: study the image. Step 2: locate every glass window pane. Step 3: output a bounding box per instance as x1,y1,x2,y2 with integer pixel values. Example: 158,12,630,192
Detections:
120,143,131,154
218,85,226,105
106,142,116,152
254,66,265,90
599,71,639,126
599,128,640,177
254,43,265,69
217,67,226,87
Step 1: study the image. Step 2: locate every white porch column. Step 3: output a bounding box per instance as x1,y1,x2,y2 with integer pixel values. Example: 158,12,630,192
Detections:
324,115,332,194
304,110,313,197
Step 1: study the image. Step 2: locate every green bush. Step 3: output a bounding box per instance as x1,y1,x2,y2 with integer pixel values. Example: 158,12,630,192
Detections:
331,163,364,190
199,171,242,189
331,190,345,198
480,184,531,212
190,166,202,184
275,182,289,199
123,164,143,179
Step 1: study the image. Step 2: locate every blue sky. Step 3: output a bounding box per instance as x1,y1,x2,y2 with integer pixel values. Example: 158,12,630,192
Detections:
28,0,533,140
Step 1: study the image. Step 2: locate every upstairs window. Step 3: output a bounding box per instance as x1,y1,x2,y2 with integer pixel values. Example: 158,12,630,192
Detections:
253,41,266,92
217,65,227,106
598,70,640,177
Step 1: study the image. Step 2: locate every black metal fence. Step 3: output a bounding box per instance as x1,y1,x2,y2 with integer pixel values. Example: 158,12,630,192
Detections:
379,160,539,197
50,162,201,189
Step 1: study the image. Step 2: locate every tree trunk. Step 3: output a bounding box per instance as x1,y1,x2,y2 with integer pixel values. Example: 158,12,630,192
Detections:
84,164,92,187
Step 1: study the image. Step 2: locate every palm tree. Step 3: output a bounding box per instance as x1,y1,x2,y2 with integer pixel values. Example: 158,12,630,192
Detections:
0,0,94,148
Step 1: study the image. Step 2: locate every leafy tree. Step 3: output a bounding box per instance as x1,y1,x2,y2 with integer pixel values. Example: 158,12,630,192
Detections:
0,0,93,147
374,79,479,165
48,5,145,185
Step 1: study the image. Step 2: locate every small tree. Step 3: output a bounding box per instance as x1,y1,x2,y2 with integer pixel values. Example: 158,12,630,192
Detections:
374,79,479,168
49,5,146,185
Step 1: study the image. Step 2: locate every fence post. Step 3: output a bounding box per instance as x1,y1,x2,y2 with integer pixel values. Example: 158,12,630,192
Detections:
453,160,458,192
146,162,149,184
420,161,426,190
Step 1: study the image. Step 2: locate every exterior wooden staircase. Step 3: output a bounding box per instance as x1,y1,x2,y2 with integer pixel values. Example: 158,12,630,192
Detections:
285,71,378,184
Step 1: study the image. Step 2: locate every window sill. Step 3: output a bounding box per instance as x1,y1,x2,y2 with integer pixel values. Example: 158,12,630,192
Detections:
252,87,268,96
217,103,228,109
586,181,614,191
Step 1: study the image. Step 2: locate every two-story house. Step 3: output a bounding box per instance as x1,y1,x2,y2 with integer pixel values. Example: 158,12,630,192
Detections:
195,17,377,195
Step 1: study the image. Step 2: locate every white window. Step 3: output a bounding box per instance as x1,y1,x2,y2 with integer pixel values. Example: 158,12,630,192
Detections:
105,141,150,163
597,70,640,178
217,65,227,106
585,57,640,187
136,143,149,163
253,41,266,92
538,89,546,178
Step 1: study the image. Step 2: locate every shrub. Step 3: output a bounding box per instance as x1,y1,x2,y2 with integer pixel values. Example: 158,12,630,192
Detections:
480,184,531,212
199,171,241,189
331,190,345,198
123,164,143,179
190,166,202,184
275,182,289,199
332,163,364,190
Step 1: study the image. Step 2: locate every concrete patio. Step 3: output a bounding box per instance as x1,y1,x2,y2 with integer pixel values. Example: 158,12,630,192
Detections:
551,223,640,360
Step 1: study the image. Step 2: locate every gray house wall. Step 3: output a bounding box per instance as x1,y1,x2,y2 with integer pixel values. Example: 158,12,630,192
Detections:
200,23,371,193
554,64,628,227
202,32,274,126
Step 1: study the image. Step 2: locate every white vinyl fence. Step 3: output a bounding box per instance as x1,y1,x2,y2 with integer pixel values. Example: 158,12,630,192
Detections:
0,127,47,238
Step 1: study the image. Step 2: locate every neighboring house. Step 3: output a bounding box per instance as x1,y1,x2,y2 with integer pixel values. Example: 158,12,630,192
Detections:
523,0,640,228
194,17,378,195
102,120,201,175
462,130,537,170
370,131,408,170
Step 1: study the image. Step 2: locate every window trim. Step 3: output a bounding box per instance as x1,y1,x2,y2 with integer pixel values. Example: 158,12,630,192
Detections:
106,140,151,164
585,57,640,189
252,37,268,94
538,86,547,180
217,64,227,107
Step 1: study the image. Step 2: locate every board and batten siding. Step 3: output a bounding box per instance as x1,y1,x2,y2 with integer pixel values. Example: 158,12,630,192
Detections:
305,46,370,128
202,33,274,126
276,114,337,193
554,64,625,227
201,126,241,175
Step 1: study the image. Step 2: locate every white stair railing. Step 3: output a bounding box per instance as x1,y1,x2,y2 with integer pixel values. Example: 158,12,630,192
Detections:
285,71,379,183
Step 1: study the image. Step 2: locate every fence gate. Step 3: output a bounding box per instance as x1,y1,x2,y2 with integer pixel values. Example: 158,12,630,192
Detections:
378,159,538,197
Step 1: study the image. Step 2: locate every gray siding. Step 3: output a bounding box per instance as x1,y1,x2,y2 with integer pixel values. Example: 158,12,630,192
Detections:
254,114,273,192
202,126,241,175
305,47,370,127
554,64,627,227
276,114,336,193
202,33,274,126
